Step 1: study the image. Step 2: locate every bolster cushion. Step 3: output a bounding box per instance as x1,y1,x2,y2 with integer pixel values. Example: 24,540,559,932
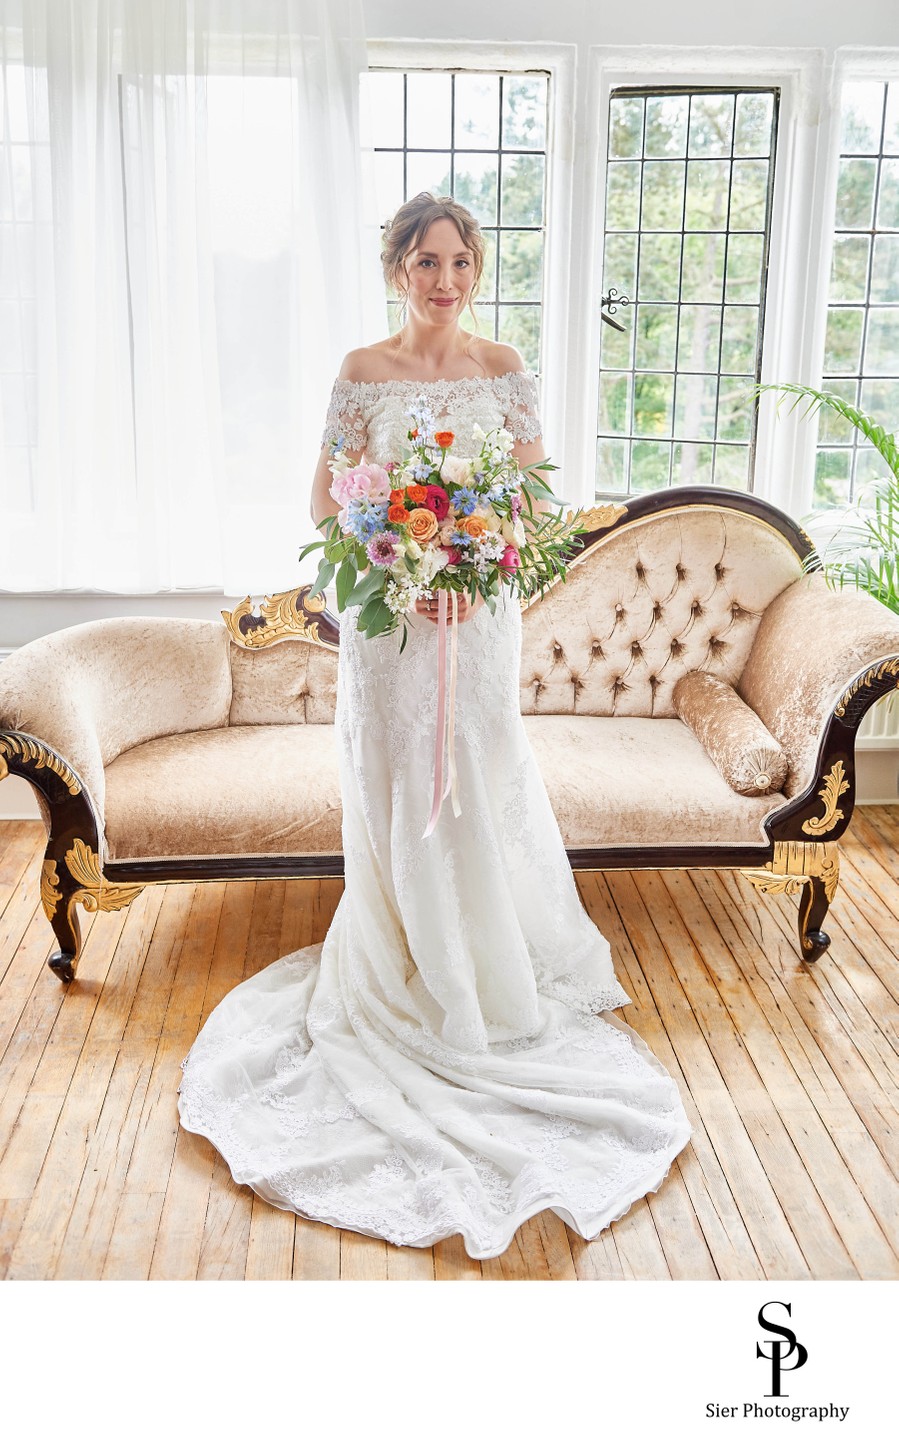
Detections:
672,670,788,796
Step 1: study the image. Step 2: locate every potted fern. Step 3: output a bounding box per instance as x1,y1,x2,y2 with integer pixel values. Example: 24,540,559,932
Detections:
755,382,898,616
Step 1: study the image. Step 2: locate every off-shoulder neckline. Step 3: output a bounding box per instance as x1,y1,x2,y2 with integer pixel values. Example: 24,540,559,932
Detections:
333,370,535,388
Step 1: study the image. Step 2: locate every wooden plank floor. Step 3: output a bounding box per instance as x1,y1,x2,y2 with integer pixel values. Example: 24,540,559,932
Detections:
0,811,896,1281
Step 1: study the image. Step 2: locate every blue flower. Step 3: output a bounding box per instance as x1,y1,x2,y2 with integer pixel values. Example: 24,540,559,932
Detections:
452,486,479,516
346,498,390,542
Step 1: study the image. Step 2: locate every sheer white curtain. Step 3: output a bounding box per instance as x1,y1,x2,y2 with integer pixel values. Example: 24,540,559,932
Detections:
0,0,385,595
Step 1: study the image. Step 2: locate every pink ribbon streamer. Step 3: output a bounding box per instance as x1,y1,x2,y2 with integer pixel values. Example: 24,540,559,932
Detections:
422,588,462,839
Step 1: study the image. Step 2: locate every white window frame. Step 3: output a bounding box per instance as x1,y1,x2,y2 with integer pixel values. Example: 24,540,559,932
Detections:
584,45,830,519
365,40,577,494
810,47,899,526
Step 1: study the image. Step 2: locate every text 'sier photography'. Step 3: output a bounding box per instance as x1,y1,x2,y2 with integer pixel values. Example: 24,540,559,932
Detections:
704,1302,848,1424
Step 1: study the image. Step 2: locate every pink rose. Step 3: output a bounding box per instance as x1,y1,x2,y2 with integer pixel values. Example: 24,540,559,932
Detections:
499,544,520,573
329,461,392,507
423,484,451,521
441,545,463,565
328,473,351,507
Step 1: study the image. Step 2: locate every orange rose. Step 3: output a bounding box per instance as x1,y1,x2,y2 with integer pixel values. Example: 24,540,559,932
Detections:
388,504,410,524
459,514,487,540
389,488,407,505
434,430,455,448
407,508,439,544
407,484,428,504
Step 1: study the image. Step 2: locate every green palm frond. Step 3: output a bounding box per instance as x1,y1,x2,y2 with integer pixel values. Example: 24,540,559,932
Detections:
754,382,899,481
755,382,899,616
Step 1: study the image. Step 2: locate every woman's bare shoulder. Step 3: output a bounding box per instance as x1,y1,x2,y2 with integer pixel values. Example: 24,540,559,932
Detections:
337,342,399,384
480,341,527,378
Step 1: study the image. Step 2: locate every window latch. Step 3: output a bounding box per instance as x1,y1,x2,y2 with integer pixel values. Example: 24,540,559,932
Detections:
600,288,631,332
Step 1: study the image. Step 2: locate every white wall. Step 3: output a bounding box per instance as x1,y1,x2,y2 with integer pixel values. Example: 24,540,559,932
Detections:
364,0,896,49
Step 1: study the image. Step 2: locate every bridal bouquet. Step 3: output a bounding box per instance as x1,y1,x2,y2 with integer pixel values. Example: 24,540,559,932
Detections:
301,396,591,642
299,395,594,836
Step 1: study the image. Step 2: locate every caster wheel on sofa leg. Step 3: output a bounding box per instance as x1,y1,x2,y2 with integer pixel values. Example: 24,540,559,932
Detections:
801,929,831,963
48,952,76,983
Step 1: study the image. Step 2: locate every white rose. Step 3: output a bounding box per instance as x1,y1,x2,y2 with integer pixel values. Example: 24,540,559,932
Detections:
512,517,526,547
482,508,503,533
440,456,470,486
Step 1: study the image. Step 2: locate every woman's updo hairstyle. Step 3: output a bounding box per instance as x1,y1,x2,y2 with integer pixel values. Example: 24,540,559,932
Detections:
381,192,486,348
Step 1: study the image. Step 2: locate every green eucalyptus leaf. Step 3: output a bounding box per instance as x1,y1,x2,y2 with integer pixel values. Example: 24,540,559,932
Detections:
336,558,358,610
346,568,384,607
307,560,335,600
362,601,396,638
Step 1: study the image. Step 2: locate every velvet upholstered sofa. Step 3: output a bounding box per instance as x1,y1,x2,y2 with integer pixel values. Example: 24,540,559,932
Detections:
2,486,898,985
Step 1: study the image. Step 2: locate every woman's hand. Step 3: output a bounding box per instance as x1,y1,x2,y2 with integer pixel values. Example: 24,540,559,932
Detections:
414,590,485,625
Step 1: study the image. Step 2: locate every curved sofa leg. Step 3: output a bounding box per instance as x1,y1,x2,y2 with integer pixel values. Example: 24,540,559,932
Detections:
47,899,82,982
41,842,144,985
0,731,110,984
797,874,833,962
41,855,83,983
742,840,839,964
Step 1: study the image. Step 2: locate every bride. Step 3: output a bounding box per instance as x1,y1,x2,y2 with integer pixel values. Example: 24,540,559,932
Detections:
177,192,692,1260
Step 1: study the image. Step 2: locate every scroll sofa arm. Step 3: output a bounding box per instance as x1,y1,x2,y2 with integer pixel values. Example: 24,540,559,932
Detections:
0,728,104,841
737,572,899,804
0,616,233,853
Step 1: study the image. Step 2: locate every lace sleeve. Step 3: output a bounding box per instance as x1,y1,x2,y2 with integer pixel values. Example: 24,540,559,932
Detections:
499,370,543,443
320,379,368,454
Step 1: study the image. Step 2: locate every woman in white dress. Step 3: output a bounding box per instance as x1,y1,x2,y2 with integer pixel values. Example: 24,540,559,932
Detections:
177,192,692,1260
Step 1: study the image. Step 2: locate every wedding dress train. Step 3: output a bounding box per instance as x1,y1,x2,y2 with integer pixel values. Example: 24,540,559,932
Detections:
177,372,692,1259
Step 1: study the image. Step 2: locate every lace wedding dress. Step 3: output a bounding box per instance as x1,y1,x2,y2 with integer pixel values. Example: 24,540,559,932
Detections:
177,370,692,1259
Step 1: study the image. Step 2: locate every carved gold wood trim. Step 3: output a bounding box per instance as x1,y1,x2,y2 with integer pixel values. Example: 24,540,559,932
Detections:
563,502,629,533
64,838,144,913
0,733,82,795
222,586,332,650
743,840,839,903
834,657,899,718
41,859,62,920
801,760,850,836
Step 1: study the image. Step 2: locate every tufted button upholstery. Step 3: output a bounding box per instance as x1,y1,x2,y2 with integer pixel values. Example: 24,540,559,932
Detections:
229,639,337,725
519,507,804,718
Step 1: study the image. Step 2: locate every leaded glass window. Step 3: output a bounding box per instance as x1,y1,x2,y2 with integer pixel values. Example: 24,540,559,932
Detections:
816,80,899,507
596,87,779,496
361,70,549,377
